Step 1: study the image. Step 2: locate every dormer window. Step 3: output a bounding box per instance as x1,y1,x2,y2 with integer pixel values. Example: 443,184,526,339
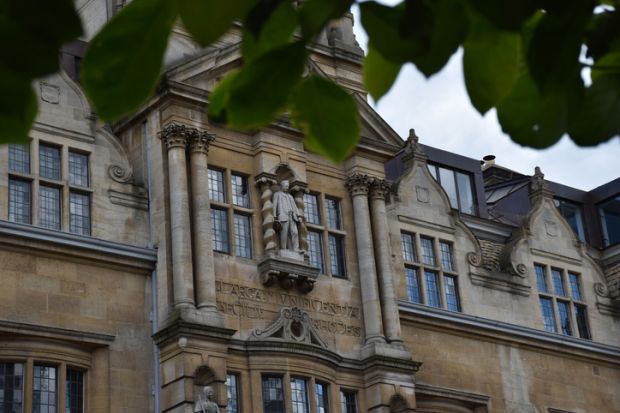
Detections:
427,163,477,215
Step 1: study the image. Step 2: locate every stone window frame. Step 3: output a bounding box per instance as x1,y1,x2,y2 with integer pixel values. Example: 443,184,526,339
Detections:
534,263,591,339
0,357,87,413
303,192,347,279
208,166,254,259
400,231,461,312
6,139,93,235
340,389,358,413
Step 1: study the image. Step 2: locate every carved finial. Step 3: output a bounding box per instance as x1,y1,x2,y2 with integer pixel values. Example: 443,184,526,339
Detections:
404,129,419,154
529,165,553,201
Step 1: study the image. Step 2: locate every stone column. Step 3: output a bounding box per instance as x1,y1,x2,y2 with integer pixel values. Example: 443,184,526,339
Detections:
345,173,385,345
188,130,217,312
255,173,278,256
369,178,403,344
161,124,195,309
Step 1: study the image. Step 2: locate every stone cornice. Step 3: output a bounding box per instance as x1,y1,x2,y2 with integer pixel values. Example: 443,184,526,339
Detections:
345,173,371,196
0,319,115,348
0,220,156,272
399,301,620,364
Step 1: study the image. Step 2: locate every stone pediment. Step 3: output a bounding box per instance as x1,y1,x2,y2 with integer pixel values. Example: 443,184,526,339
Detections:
250,307,328,349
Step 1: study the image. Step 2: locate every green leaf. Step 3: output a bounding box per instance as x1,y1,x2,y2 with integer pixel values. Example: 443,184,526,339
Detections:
0,0,82,77
290,76,360,162
497,66,582,148
360,1,420,64
363,46,402,101
463,13,520,114
585,9,620,61
207,71,239,124
299,0,354,40
361,0,466,77
244,0,286,38
569,54,620,145
227,42,306,128
178,0,255,46
242,1,297,62
526,0,591,93
81,0,177,121
410,0,468,77
0,70,37,143
467,0,536,31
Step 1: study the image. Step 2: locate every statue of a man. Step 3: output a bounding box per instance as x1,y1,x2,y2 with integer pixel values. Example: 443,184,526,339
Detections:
272,180,302,251
194,386,219,413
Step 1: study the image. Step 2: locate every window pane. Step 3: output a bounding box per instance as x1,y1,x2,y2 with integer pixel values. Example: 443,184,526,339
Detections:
328,234,346,277
427,164,437,180
262,376,284,413
420,237,435,266
600,196,620,246
557,301,572,336
569,273,582,301
575,304,591,339
316,383,329,413
234,213,252,258
439,241,454,271
40,144,61,180
0,362,24,413
424,271,440,307
535,265,548,293
552,269,566,296
304,194,320,225
291,378,309,413
9,143,30,173
405,267,421,304
208,168,225,202
325,198,341,229
444,275,461,312
308,230,324,273
401,233,416,263
66,369,84,413
68,152,89,187
438,167,458,209
456,172,475,215
226,374,240,413
40,185,61,230
33,365,57,412
231,174,249,207
70,192,90,235
211,208,229,253
8,179,31,224
340,391,357,413
554,199,585,241
540,297,557,333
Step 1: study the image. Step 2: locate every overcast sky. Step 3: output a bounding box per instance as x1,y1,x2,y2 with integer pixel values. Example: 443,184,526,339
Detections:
351,5,619,192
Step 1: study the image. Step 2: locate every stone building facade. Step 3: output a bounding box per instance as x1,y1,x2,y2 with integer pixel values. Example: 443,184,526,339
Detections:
1,3,619,413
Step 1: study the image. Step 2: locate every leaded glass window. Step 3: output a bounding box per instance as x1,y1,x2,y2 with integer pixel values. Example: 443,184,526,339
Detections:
9,143,30,173
234,213,252,258
0,362,23,412
557,301,572,335
66,368,84,413
303,194,320,225
552,268,566,296
340,391,357,413
226,373,240,413
575,304,590,339
444,275,460,312
308,230,324,273
208,168,225,203
262,376,284,413
569,273,582,301
40,185,61,230
70,192,90,235
231,174,249,208
439,241,454,271
420,237,435,266
68,152,89,187
211,208,229,253
8,179,31,224
540,297,557,333
401,233,416,263
425,271,440,308
39,144,61,180
535,264,548,293
328,234,346,277
405,267,421,304
316,382,329,413
33,365,57,413
290,378,309,413
325,197,341,229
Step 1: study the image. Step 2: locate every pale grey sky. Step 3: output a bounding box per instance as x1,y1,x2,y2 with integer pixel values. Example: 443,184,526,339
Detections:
351,5,619,191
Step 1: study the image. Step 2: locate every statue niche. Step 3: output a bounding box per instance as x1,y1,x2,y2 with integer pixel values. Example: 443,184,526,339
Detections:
255,165,319,294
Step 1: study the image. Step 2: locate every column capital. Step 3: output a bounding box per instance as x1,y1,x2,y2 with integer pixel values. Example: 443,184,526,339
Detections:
189,131,216,154
369,178,391,200
345,173,371,196
160,123,215,152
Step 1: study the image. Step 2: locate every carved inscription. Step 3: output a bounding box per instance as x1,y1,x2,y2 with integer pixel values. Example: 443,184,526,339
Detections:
215,281,361,337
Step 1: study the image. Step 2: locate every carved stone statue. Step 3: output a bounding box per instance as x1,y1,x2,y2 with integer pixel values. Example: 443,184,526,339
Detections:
194,386,219,413
272,180,303,252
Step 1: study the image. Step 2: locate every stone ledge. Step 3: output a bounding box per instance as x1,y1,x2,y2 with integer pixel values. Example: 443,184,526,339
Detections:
258,256,320,293
469,271,531,297
0,319,115,348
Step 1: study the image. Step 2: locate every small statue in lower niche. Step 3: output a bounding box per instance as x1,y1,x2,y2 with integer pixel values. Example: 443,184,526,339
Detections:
194,386,219,413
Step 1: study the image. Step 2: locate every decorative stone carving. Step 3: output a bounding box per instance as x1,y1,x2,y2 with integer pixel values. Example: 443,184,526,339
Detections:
529,166,554,202
108,164,133,183
40,82,60,104
194,386,219,413
160,123,190,149
290,183,309,259
594,282,609,298
189,130,216,154
258,256,319,293
345,173,370,196
369,178,391,200
251,306,328,348
545,220,558,237
415,186,429,203
604,262,620,300
468,239,528,277
255,174,279,255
